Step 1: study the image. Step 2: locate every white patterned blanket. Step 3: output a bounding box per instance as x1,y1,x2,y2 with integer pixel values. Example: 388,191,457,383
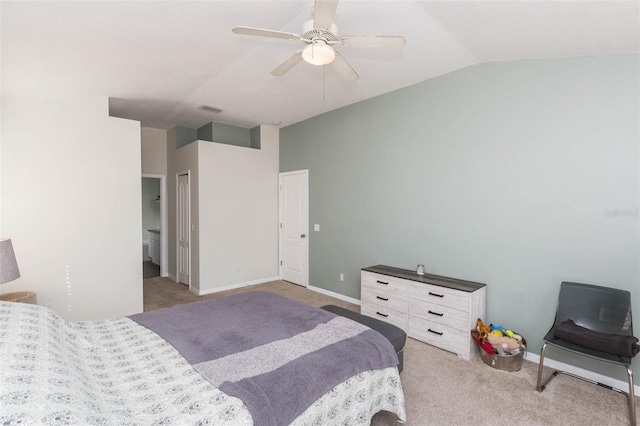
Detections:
0,299,406,425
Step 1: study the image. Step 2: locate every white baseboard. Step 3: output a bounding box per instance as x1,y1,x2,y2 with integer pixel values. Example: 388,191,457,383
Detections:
526,351,639,395
167,274,177,282
195,276,281,296
307,285,361,306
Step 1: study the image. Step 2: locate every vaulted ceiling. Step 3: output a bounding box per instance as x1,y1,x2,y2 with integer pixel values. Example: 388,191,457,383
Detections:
2,1,638,130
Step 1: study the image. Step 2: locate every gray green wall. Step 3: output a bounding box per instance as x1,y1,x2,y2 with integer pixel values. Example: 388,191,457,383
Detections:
280,55,639,379
250,126,261,149
175,126,197,148
196,122,213,142
178,122,259,148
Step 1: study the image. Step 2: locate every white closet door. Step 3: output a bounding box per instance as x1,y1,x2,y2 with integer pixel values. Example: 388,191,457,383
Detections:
279,170,308,287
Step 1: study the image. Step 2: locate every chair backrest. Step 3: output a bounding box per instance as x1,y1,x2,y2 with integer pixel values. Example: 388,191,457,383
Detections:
554,281,633,336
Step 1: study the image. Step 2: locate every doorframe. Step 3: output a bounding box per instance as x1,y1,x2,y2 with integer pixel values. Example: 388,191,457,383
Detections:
278,169,309,287
176,170,191,289
142,173,168,277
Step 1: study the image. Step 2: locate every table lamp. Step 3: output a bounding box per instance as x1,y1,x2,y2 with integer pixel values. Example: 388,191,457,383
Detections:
0,238,20,285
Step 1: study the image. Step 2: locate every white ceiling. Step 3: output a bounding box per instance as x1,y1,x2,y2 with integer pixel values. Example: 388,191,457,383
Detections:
2,1,638,130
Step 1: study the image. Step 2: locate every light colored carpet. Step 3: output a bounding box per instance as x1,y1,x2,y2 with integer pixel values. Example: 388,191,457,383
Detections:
143,277,639,425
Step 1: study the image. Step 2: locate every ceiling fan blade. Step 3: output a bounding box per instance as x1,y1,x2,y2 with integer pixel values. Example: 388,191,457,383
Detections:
271,50,304,76
332,52,359,81
340,35,406,49
313,0,339,30
232,26,301,41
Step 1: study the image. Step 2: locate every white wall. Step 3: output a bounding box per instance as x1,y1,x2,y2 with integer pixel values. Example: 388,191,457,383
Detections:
0,101,3,233
166,128,178,280
197,125,279,293
141,127,167,175
1,97,143,321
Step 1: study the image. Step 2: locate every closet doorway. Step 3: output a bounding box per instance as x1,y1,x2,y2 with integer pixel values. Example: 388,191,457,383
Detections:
142,174,168,278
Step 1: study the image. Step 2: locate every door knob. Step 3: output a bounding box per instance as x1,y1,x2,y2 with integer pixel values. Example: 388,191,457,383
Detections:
300,234,306,238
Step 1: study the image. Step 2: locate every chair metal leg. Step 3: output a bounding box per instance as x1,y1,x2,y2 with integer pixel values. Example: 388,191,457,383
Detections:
537,344,637,425
536,343,547,391
626,367,636,426
537,343,560,392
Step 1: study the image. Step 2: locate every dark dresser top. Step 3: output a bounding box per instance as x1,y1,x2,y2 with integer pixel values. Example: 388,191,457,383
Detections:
362,265,486,293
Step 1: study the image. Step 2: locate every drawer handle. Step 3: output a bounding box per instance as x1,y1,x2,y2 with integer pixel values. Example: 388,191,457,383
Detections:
428,291,444,298
376,311,389,318
428,310,444,317
376,296,389,301
376,280,389,285
428,328,443,336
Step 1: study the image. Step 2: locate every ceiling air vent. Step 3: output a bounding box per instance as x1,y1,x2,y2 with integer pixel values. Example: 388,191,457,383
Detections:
199,105,223,114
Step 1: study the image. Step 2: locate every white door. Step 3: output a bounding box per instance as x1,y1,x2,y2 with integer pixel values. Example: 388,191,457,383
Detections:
279,170,308,287
177,173,190,286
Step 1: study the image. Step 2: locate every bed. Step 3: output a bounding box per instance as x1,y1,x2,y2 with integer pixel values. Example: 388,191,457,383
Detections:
0,291,406,425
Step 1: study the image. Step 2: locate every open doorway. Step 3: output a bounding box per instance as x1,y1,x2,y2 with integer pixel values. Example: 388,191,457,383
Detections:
142,174,167,278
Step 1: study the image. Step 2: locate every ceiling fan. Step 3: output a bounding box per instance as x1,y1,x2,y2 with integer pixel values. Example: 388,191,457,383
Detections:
232,0,406,81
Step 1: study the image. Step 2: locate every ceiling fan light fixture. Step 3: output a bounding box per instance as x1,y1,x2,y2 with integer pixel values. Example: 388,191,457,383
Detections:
302,40,335,66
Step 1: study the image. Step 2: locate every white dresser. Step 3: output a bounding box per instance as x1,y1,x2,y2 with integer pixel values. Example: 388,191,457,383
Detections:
361,265,486,361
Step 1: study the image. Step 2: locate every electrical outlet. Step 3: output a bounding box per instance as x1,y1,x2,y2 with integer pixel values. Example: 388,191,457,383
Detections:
314,224,320,232
339,273,344,282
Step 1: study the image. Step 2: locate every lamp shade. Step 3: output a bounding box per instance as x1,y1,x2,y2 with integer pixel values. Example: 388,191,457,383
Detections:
0,238,20,284
302,41,335,66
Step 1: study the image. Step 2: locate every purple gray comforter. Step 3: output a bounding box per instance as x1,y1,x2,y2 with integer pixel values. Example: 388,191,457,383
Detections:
129,291,399,426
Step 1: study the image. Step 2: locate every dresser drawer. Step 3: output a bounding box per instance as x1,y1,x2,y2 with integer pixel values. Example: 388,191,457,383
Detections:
361,304,407,331
409,281,468,310
361,285,407,314
408,298,468,331
408,315,469,357
362,271,408,296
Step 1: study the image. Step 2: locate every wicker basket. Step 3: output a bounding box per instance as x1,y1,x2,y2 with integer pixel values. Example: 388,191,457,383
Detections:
0,291,37,304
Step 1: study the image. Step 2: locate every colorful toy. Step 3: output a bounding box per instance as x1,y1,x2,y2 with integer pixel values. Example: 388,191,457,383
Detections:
471,332,495,355
487,333,520,351
476,318,491,343
473,319,525,357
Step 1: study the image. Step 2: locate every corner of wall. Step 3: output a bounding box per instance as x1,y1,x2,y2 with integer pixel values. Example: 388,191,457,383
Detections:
3,96,143,320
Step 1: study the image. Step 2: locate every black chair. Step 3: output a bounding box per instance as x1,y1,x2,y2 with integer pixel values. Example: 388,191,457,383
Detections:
536,281,637,425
